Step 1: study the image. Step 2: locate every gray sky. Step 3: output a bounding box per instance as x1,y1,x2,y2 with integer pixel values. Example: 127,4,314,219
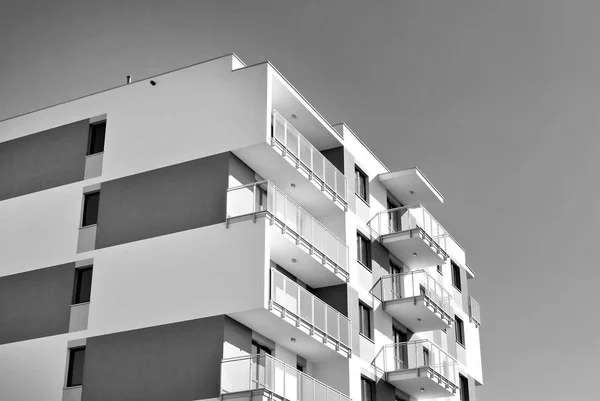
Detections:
2,1,599,399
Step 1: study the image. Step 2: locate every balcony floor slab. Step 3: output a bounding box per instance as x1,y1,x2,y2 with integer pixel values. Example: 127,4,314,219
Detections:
230,307,350,362
381,229,448,269
234,142,346,225
383,296,452,333
386,368,458,400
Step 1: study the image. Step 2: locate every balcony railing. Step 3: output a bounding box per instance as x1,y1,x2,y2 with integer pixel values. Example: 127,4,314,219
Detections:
227,181,349,279
272,110,347,207
373,340,458,391
270,268,351,354
469,296,481,327
367,205,449,256
370,270,452,319
221,354,351,401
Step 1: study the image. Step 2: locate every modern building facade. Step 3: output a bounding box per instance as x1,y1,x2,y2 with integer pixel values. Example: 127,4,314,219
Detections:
0,53,483,401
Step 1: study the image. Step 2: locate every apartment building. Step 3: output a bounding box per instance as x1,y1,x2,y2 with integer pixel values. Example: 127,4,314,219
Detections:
0,53,483,401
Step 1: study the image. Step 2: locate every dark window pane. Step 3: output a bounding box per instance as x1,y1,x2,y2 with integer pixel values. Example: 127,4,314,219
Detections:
67,347,86,387
357,233,371,269
88,122,106,155
437,264,443,274
82,192,100,226
361,377,373,401
73,267,93,304
455,316,465,346
460,375,470,401
452,261,462,291
359,303,371,339
355,166,369,201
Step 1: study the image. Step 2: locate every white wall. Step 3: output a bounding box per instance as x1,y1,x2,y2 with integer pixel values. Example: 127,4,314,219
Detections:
86,220,268,337
0,54,269,183
0,333,82,401
0,182,84,276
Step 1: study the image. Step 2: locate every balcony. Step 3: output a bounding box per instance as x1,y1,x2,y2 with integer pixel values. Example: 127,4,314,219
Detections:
270,268,351,358
378,167,443,207
227,181,349,285
373,340,458,400
469,296,481,327
234,111,347,222
367,205,449,269
370,270,452,333
221,354,351,401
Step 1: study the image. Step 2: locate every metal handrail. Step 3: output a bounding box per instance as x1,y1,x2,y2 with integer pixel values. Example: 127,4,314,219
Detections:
370,269,453,317
221,353,351,401
373,339,459,387
270,268,351,349
469,296,481,326
272,110,347,203
367,204,449,253
226,180,349,274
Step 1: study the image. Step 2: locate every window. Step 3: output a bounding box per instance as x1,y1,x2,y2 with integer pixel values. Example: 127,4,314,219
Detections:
82,192,100,226
459,374,470,401
360,377,374,401
359,302,372,339
423,346,430,367
455,316,465,347
66,347,86,387
357,232,371,270
451,261,462,291
73,267,93,304
87,121,106,155
437,264,443,274
355,165,369,202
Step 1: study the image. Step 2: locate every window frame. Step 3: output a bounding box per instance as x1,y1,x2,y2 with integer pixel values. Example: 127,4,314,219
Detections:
357,231,372,271
459,374,470,401
81,191,100,227
87,121,106,156
451,261,462,291
66,346,86,387
355,165,369,203
360,376,375,401
437,264,443,275
359,301,373,340
72,266,93,305
455,315,466,347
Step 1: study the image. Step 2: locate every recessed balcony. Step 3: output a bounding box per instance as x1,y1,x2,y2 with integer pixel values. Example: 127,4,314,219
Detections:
234,110,347,222
373,340,459,400
227,181,349,285
270,268,351,358
469,296,481,327
367,205,449,269
221,354,351,401
370,270,452,333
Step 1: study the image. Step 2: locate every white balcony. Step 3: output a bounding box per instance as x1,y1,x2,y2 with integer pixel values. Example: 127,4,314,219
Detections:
370,270,452,333
469,296,481,327
373,340,459,400
234,111,347,223
378,167,443,207
270,269,351,358
221,354,351,401
367,205,449,269
227,181,349,285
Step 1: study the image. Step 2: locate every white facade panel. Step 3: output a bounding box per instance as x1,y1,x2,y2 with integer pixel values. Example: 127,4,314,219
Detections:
86,220,268,336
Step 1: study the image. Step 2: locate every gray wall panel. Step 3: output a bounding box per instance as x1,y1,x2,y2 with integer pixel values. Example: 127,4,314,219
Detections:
0,120,89,201
81,315,242,401
95,153,230,249
0,263,74,344
311,284,348,317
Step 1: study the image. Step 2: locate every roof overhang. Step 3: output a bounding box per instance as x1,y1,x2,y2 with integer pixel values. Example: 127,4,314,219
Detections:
378,167,443,206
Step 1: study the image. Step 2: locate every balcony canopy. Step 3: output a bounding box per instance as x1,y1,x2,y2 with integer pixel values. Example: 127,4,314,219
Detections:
378,167,443,206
